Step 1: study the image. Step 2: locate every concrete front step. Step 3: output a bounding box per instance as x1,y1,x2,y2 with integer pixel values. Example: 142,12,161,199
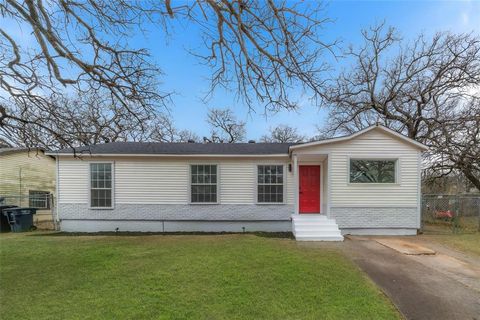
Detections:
294,227,341,233
292,214,328,220
294,230,342,236
295,235,345,241
294,221,339,227
291,214,344,241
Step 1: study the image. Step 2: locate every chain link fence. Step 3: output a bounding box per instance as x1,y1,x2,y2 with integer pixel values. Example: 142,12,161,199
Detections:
421,194,480,234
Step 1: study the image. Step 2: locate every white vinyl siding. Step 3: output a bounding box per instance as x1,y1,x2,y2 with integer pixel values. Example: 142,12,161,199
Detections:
58,159,89,204
57,157,293,206
116,160,189,204
293,129,420,207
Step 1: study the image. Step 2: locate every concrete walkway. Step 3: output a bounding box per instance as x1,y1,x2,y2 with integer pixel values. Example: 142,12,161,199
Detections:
343,238,480,320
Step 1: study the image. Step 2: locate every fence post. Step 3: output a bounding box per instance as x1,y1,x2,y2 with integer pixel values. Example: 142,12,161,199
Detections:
452,195,459,234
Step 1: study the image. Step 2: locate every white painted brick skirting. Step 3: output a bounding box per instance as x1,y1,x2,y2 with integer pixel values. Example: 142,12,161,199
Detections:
330,207,419,229
58,203,294,221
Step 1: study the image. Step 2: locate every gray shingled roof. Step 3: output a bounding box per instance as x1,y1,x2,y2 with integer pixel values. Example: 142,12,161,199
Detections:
52,142,297,155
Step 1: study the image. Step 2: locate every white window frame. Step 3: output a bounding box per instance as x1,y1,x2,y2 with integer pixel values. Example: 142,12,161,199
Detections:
28,190,50,209
189,164,219,204
348,157,399,184
88,161,115,209
256,164,286,204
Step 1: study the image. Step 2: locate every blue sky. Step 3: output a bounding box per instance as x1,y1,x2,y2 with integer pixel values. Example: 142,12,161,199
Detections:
147,0,479,140
1,1,478,140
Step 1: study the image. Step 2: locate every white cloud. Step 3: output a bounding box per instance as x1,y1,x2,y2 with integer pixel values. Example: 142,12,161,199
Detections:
461,12,470,26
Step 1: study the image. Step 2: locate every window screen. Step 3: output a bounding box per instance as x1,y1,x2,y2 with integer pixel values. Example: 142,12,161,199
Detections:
191,165,217,203
90,163,113,208
257,165,284,203
350,159,396,183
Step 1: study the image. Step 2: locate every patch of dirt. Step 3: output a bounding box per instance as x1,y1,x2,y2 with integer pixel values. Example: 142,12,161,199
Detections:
375,238,436,255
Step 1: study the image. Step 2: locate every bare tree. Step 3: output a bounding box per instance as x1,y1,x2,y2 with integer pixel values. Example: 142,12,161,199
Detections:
176,130,200,143
206,108,246,143
426,98,480,190
320,23,480,190
260,124,305,143
148,116,201,143
0,94,156,149
148,114,179,143
0,0,334,148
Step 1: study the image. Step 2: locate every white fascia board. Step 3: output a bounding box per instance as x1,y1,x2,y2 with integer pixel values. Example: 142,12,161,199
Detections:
289,125,428,152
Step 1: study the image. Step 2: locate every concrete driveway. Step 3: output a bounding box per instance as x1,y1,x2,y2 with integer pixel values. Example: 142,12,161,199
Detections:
343,237,480,320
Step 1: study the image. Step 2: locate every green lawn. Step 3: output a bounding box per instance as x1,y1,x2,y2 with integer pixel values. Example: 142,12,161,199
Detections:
422,233,480,257
0,233,400,320
422,219,480,257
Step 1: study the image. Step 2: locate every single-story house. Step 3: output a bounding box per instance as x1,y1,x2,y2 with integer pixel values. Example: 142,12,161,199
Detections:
47,125,427,241
0,147,56,229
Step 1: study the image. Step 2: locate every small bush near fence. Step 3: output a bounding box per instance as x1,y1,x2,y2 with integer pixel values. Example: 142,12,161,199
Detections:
422,194,480,234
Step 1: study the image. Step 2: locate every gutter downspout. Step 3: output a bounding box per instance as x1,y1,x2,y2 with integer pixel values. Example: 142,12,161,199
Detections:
55,155,60,230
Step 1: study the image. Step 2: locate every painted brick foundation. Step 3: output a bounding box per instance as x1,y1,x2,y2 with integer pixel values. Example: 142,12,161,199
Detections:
330,207,419,229
58,203,294,221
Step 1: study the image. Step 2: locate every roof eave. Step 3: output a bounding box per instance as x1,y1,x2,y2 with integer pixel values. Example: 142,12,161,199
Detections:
45,152,290,158
289,125,428,153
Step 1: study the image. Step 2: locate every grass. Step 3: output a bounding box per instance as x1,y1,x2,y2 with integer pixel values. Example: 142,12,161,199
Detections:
422,233,480,257
0,233,400,320
423,216,479,234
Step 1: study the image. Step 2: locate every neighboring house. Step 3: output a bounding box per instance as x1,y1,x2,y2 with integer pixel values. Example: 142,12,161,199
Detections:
0,147,56,229
47,125,427,240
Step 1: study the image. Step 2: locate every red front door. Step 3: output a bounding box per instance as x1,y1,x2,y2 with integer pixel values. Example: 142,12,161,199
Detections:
299,165,321,213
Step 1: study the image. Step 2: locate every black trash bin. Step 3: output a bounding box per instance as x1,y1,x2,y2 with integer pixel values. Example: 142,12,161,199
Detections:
2,208,37,232
0,205,18,232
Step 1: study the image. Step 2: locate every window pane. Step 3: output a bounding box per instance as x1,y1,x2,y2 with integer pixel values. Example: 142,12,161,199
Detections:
350,160,396,183
257,165,283,203
191,165,217,203
90,163,113,207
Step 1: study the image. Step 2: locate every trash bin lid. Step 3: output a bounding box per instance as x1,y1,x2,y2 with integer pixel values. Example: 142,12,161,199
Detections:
2,207,37,215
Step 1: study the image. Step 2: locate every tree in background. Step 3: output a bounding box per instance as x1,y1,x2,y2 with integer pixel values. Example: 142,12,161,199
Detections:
260,125,306,143
206,108,246,143
320,23,480,190
176,130,201,143
425,99,480,190
0,0,334,148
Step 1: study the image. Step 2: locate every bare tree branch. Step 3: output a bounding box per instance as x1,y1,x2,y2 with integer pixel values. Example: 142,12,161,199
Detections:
206,108,246,143
260,124,305,143
320,23,480,190
0,0,335,148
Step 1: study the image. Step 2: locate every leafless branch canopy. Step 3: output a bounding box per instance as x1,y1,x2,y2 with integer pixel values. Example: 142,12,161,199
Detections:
178,0,334,111
320,23,480,190
260,124,305,143
206,108,246,143
0,0,334,148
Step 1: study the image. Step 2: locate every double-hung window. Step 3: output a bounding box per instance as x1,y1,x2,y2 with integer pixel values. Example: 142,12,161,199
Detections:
191,165,217,203
257,165,284,203
90,163,113,208
349,159,397,183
